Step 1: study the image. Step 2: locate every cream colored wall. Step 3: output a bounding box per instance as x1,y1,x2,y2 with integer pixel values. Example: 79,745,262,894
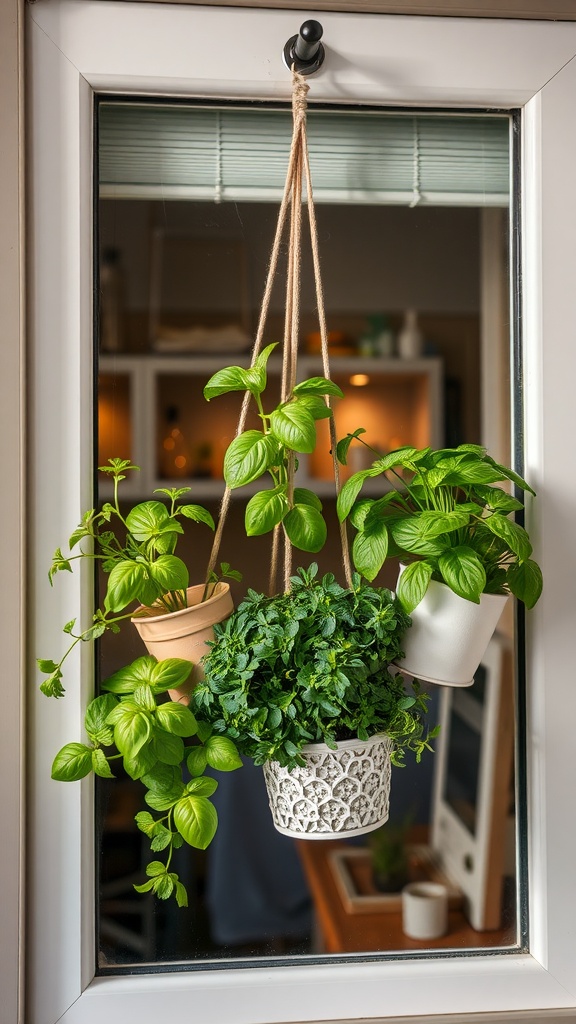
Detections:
0,0,25,1021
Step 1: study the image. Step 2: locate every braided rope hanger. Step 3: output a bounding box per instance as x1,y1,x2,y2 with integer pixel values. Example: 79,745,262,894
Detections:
205,71,352,594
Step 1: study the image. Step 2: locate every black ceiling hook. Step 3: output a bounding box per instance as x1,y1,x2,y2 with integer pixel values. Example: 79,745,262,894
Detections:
283,20,325,76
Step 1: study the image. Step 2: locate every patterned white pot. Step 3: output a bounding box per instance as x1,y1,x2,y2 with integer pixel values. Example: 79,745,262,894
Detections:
262,734,393,840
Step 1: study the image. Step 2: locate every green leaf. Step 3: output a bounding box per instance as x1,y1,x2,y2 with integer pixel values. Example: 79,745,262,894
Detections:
203,365,257,400
336,428,366,466
390,517,447,557
269,403,316,454
186,777,219,797
148,554,189,593
133,879,155,894
132,683,157,712
102,656,156,694
374,447,423,472
204,735,243,772
351,519,389,581
443,462,504,486
51,743,93,782
150,658,195,696
85,693,118,744
245,487,289,536
417,509,472,539
155,702,198,737
292,376,344,399
37,658,58,674
187,745,208,777
483,514,533,562
145,788,184,812
105,559,148,613
506,558,543,609
154,874,175,900
123,744,158,780
177,504,215,529
438,546,487,603
126,500,175,541
153,728,185,766
295,395,333,420
111,705,153,758
223,431,279,488
336,471,372,521
173,794,218,850
141,762,182,794
397,561,434,613
472,485,524,512
283,504,327,553
92,748,115,778
175,880,189,908
135,811,157,836
487,459,536,496
150,828,173,852
145,860,168,877
293,487,322,511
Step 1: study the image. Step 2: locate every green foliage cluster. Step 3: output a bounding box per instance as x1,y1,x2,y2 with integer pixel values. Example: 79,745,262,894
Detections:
336,437,543,613
38,458,239,697
204,344,343,553
193,564,437,771
51,654,242,906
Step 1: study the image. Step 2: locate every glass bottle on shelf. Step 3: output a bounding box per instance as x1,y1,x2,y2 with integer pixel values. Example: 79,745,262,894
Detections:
159,405,193,479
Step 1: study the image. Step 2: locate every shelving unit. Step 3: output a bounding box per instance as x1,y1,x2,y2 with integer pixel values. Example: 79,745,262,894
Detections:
98,354,444,499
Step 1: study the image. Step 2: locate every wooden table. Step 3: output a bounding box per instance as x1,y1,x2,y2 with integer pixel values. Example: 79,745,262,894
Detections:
296,840,516,954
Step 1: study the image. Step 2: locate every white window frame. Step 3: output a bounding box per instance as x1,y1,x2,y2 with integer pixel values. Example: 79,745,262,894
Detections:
26,3,576,1022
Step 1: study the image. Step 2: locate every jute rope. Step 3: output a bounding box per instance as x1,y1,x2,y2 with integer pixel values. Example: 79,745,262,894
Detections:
206,70,352,593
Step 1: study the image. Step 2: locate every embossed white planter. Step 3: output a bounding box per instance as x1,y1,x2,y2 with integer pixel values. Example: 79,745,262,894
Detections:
262,734,393,840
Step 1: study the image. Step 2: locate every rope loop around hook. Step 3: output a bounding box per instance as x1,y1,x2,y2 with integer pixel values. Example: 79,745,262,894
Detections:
206,69,352,594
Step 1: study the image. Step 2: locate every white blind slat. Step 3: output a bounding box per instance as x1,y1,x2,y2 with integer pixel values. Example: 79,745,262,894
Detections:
99,103,509,207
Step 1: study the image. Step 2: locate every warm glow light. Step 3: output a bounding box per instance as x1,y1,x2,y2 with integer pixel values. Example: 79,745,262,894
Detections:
349,374,370,387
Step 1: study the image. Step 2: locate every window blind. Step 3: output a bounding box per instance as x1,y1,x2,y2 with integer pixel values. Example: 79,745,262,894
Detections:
99,103,509,206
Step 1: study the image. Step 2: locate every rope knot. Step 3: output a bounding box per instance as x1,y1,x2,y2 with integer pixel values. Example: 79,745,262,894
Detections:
291,70,309,121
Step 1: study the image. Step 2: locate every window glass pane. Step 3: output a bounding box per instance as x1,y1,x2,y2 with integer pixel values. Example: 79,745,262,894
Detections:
95,100,519,971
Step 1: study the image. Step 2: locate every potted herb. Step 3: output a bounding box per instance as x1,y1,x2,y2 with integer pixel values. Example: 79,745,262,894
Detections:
336,436,543,686
193,563,437,840
203,343,343,554
367,814,413,893
37,457,240,702
50,653,242,906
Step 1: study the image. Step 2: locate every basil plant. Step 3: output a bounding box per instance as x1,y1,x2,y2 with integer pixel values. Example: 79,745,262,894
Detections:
204,344,343,554
51,654,242,906
336,436,543,614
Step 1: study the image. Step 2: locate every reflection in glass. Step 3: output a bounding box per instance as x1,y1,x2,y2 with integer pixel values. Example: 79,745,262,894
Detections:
95,101,517,969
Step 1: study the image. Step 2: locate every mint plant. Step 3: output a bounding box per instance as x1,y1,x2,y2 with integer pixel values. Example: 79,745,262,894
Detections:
336,435,543,613
51,653,242,906
203,344,343,553
193,563,437,770
38,458,240,697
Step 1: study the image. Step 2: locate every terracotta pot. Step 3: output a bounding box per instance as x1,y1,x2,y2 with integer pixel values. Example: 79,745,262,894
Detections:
394,567,508,687
131,581,233,703
262,734,392,840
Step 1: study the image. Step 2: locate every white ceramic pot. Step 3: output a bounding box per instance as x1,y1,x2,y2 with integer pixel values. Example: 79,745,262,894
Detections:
262,734,392,840
394,567,508,687
131,581,233,703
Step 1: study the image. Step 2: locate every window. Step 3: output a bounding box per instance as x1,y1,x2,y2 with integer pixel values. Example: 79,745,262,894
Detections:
27,2,576,1021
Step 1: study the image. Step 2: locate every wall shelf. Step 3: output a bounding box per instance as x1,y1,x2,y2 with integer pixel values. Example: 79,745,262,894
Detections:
98,354,444,500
